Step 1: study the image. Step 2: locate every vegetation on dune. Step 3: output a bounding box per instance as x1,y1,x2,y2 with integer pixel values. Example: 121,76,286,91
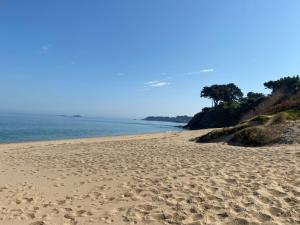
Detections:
229,126,273,147
266,109,300,125
186,76,300,130
195,123,251,143
267,112,291,125
190,76,300,146
246,115,272,124
186,103,242,129
185,86,266,129
196,108,300,146
282,109,300,119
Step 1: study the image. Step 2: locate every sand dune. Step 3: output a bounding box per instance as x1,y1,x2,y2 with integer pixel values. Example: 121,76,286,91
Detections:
0,130,299,225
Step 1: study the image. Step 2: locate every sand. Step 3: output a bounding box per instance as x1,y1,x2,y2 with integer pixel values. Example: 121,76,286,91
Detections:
0,130,299,225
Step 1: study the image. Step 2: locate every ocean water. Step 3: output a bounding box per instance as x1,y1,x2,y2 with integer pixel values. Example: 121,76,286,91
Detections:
0,113,184,143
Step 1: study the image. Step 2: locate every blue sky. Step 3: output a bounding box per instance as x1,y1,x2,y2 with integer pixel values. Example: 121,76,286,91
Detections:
1,0,300,118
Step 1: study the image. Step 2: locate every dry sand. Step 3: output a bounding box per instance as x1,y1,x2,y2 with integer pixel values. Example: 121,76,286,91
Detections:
0,130,299,225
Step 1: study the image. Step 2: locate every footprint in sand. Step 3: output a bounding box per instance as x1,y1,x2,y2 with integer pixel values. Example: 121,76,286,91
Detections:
269,207,285,217
268,189,286,197
254,212,272,222
230,218,250,225
29,221,45,225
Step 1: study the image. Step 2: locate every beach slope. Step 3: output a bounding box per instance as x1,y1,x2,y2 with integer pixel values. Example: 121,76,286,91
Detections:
0,131,299,225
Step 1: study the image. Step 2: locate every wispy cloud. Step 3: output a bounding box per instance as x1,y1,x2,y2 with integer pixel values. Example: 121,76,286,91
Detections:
143,69,213,89
145,80,170,87
185,69,214,75
200,68,214,73
40,44,53,54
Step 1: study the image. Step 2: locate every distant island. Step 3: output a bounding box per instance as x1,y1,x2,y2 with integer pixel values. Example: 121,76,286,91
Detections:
57,115,67,117
143,115,192,123
56,115,82,118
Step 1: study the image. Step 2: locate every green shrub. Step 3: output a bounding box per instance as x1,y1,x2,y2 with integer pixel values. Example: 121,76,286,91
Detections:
185,105,244,129
284,109,300,120
195,129,231,143
229,126,273,147
194,108,300,146
266,109,300,125
267,112,289,125
249,115,272,124
196,123,250,143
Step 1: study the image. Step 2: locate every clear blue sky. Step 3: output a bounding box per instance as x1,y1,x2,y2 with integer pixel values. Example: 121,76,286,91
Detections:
1,0,300,118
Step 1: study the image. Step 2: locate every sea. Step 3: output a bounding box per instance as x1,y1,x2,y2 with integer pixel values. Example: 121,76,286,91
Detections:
0,113,184,143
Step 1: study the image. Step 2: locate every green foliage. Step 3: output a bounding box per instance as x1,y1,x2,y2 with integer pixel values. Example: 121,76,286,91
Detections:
187,75,300,131
196,123,251,143
197,124,274,147
248,115,272,124
195,129,230,143
185,104,244,129
223,101,240,109
267,112,289,125
284,109,300,120
191,75,300,146
226,83,244,102
264,75,300,95
266,109,300,125
200,83,243,106
186,93,265,130
241,92,265,106
246,92,265,100
229,126,273,147
194,109,300,147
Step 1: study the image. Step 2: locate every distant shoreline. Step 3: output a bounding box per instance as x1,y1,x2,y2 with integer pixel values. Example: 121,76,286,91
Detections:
57,114,82,118
0,130,183,146
142,115,192,123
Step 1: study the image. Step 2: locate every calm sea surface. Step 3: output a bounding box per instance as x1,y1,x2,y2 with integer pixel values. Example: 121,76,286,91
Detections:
0,113,184,143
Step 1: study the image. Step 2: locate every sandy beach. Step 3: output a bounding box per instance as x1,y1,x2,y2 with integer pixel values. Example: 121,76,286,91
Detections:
0,130,299,225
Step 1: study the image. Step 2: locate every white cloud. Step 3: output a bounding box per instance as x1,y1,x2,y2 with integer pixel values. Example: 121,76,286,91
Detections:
150,82,169,87
186,69,214,75
200,68,214,73
117,72,125,76
145,80,159,85
144,80,170,87
40,44,53,53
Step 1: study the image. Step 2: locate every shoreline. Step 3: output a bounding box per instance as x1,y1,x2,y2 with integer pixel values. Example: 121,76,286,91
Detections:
0,129,192,149
0,129,186,146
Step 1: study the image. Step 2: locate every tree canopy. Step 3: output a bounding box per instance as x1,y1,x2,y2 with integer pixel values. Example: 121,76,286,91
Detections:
246,92,265,100
264,76,300,95
200,83,243,106
187,75,300,130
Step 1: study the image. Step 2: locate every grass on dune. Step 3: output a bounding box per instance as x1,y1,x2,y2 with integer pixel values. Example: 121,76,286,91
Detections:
195,108,300,147
229,126,273,147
